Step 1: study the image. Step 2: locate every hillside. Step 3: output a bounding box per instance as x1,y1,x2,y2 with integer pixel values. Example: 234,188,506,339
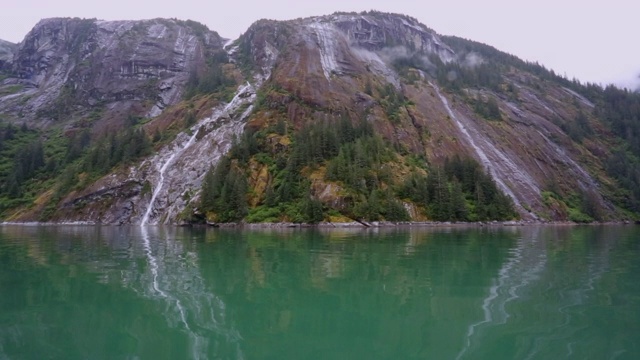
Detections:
1,11,640,224
0,39,14,62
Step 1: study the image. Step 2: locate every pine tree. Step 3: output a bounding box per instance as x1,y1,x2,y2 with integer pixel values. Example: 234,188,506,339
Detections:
301,185,324,223
428,169,451,221
200,166,216,212
450,179,468,221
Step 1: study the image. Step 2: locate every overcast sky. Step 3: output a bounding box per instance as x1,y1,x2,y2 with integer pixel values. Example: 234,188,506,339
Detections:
1,0,638,88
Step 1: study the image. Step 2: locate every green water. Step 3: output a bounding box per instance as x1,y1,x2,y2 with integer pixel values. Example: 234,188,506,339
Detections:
0,225,638,359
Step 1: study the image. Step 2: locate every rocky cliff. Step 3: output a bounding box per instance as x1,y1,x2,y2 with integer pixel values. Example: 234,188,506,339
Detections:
0,17,223,130
1,12,638,224
0,39,15,69
229,12,617,222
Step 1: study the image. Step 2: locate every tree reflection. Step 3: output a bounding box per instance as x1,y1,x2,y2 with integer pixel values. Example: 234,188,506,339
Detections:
1,225,638,359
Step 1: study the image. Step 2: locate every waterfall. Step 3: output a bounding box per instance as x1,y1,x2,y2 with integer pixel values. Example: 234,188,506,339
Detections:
429,82,542,218
308,21,340,80
140,132,198,226
139,82,255,226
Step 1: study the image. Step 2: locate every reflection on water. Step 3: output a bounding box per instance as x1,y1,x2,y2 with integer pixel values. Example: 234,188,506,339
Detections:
139,227,243,360
457,227,548,359
0,225,244,359
0,225,639,359
454,226,639,360
518,227,632,360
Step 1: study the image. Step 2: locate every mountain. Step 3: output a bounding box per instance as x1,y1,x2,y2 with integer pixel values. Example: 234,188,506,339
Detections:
0,17,224,129
0,39,15,60
0,39,15,73
1,11,640,225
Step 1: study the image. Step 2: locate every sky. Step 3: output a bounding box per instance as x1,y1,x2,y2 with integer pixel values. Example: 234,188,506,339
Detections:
1,0,638,89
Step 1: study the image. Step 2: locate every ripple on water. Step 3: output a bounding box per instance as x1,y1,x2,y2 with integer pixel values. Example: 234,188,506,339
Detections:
1,225,639,359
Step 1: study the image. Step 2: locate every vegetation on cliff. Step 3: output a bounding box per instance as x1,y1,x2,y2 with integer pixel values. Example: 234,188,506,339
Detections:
3,12,640,223
198,110,516,223
437,35,640,216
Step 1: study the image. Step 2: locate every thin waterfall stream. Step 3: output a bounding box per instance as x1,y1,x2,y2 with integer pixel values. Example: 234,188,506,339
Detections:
429,82,520,206
140,132,198,226
139,82,254,225
429,82,541,220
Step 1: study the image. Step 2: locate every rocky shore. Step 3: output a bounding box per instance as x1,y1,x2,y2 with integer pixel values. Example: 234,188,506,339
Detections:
2,220,635,227
207,220,637,229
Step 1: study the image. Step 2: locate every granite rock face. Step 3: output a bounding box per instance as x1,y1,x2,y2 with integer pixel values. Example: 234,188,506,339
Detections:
0,39,15,70
0,13,624,223
232,12,614,221
0,18,223,130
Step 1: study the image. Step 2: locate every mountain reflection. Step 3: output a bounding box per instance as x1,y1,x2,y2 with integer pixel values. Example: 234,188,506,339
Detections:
1,225,638,359
456,226,548,359
0,225,244,360
197,227,519,359
139,226,243,360
455,226,634,360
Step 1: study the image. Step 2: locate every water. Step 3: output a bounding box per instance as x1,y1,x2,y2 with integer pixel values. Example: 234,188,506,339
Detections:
0,225,638,359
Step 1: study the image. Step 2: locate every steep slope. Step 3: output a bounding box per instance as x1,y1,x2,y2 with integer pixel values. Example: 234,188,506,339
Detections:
2,12,639,224
0,17,240,223
225,11,617,222
0,17,223,130
0,39,15,69
54,81,258,225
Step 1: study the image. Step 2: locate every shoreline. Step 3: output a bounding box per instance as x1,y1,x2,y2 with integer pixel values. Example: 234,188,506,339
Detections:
217,220,637,229
2,220,636,228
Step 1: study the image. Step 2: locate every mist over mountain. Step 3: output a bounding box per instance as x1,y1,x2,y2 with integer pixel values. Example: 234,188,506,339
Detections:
1,11,640,225
611,72,640,92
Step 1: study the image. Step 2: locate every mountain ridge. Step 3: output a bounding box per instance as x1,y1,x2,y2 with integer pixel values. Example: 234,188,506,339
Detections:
0,11,639,224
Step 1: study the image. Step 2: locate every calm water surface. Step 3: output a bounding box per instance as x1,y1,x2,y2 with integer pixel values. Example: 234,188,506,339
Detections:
0,225,638,359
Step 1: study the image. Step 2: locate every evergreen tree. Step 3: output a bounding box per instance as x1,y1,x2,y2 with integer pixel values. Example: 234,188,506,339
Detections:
450,179,468,221
301,187,324,223
383,190,410,221
200,166,216,211
199,156,249,222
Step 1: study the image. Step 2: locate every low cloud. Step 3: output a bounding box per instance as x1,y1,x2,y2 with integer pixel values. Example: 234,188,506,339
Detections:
611,71,640,91
461,52,483,68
